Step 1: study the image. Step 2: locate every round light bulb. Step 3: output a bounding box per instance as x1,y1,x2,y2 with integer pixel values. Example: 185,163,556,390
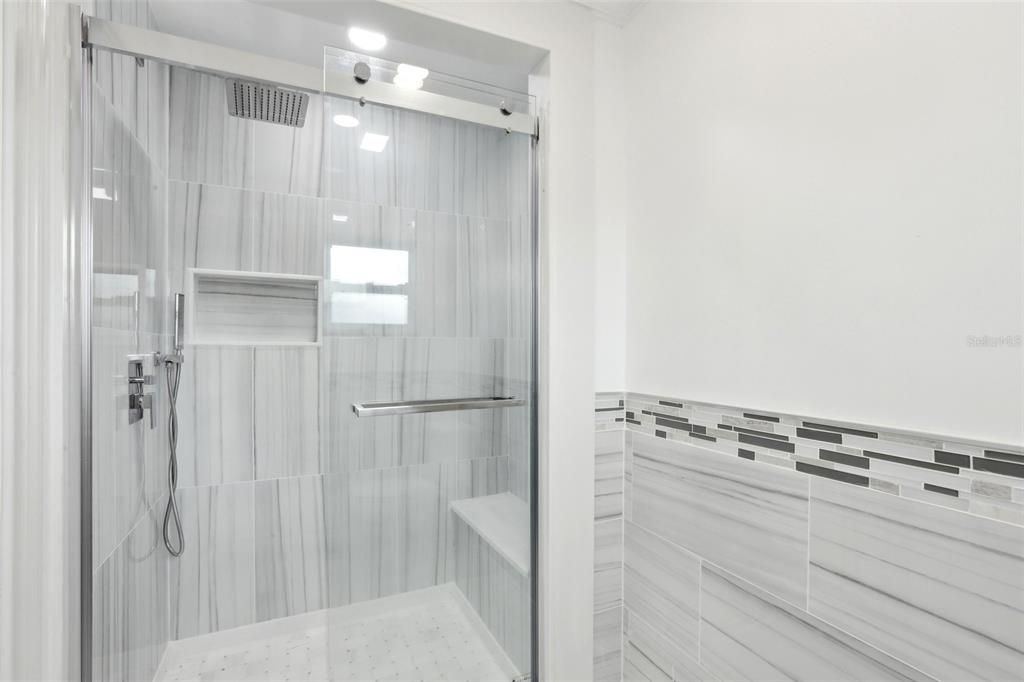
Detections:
332,114,360,128
347,27,387,52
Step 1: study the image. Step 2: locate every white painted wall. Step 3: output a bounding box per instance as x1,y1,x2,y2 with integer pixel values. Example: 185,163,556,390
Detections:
593,18,627,391
622,2,1024,445
392,2,600,679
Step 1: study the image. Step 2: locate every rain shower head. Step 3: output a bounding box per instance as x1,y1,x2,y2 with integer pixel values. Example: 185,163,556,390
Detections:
226,79,309,128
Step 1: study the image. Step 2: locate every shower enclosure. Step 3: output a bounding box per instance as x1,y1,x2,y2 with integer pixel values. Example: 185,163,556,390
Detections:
84,11,536,682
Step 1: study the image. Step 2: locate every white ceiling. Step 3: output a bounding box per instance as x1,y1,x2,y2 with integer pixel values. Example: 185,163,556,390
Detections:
149,0,547,94
571,0,648,25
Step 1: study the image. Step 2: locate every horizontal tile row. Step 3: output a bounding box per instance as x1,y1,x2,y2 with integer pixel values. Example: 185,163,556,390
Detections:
597,391,1024,525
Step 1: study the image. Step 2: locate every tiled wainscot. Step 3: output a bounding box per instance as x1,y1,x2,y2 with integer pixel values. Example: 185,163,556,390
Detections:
593,391,1024,682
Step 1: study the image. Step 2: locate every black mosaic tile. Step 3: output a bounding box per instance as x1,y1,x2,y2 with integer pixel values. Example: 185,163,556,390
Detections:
796,427,842,444
651,411,688,422
819,448,870,469
795,461,869,487
738,448,755,460
738,433,795,454
984,450,1024,464
655,416,691,432
732,426,789,441
691,424,707,435
923,483,959,497
689,432,716,443
934,450,971,468
973,457,1024,479
863,450,959,474
626,411,635,420
655,430,666,438
659,399,683,408
595,406,623,413
744,412,780,423
626,418,641,425
802,421,879,439
718,423,734,431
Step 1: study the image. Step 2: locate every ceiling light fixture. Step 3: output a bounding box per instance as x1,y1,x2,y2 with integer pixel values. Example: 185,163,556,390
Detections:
348,27,386,52
332,114,360,128
332,214,349,222
360,132,390,153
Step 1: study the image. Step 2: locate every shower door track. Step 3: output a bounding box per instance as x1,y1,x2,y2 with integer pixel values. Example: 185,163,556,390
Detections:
81,15,538,136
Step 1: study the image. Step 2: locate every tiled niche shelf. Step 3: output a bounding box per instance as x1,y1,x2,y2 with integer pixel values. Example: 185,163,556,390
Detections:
450,493,530,575
186,268,323,346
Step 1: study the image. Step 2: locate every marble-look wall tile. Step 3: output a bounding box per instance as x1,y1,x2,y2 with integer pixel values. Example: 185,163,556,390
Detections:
166,180,255,293
701,563,933,681
254,476,328,622
621,609,677,681
93,507,168,682
453,516,531,674
168,68,254,188
595,519,624,612
595,429,624,520
456,215,512,338
623,521,700,660
322,98,397,207
170,482,255,639
321,337,459,472
252,94,325,197
92,327,146,568
254,348,320,479
594,607,623,682
457,338,512,461
455,455,510,500
177,347,254,487
809,479,1024,681
631,433,809,607
326,462,456,606
252,191,324,276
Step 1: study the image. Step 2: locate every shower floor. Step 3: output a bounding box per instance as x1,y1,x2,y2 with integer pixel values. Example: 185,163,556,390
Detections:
153,584,518,682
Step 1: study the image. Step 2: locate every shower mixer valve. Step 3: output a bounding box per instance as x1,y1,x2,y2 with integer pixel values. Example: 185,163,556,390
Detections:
127,353,158,428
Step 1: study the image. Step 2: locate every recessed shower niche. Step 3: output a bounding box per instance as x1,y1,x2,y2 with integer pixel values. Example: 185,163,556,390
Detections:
186,268,323,345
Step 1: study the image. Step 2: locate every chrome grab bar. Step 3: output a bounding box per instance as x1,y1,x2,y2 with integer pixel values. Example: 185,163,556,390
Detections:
352,396,525,417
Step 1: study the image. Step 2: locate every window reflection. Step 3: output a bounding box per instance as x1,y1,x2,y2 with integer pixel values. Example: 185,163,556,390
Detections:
329,245,409,326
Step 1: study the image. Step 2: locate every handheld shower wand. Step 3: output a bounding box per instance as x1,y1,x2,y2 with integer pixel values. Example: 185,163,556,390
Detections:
162,294,186,557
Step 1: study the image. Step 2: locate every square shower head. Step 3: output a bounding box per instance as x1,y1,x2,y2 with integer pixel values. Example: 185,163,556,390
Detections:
226,79,309,128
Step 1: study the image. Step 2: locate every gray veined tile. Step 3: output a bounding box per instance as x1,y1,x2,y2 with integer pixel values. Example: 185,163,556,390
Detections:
457,338,513,461
595,429,624,520
808,478,1024,681
320,337,459,472
456,215,513,338
252,93,325,198
176,347,254,487
168,67,254,188
170,482,255,639
254,348,320,479
594,519,623,612
622,609,676,682
251,191,324,276
594,607,623,682
631,433,809,607
166,180,255,294
322,97,397,207
325,461,456,607
623,521,700,660
254,476,328,622
700,563,933,682
455,455,510,499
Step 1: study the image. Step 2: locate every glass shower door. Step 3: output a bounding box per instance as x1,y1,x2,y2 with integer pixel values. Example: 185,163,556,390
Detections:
320,48,535,681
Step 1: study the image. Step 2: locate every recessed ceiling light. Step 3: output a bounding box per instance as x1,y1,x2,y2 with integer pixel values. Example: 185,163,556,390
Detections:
332,114,359,128
360,132,390,153
348,27,386,52
332,214,349,222
396,64,429,81
92,187,112,200
392,73,424,90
